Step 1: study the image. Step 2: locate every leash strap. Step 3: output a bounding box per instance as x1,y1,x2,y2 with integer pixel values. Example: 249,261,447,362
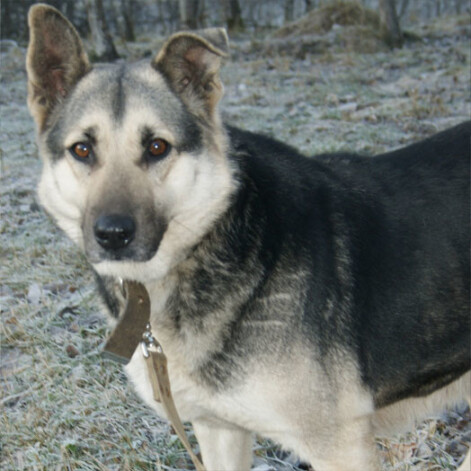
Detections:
142,328,206,471
102,281,206,470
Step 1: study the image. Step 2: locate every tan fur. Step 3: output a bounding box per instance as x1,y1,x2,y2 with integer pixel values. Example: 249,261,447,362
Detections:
458,451,470,471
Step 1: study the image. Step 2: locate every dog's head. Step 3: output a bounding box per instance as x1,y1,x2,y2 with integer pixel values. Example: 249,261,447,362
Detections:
26,4,235,282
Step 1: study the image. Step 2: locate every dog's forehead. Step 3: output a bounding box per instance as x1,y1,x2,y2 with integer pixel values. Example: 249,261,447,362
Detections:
71,62,182,123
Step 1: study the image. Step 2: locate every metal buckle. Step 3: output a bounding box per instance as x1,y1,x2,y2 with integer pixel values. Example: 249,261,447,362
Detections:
141,323,161,358
118,277,126,297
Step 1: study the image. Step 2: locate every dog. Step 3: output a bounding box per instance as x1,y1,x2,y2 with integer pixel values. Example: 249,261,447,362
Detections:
26,4,470,471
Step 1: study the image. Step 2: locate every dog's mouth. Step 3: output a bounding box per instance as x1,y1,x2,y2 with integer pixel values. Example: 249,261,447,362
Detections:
84,212,165,264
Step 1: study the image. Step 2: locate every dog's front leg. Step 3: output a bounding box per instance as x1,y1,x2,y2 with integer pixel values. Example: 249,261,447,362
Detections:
193,419,253,471
458,451,470,471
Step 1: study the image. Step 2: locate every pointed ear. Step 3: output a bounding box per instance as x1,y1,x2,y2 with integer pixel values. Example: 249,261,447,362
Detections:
26,4,91,132
153,28,229,120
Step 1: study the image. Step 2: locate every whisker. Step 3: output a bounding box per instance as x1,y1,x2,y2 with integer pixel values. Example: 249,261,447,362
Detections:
171,218,197,235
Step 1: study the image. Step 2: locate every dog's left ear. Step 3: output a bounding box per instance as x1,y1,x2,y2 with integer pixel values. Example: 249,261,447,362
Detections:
26,4,90,132
153,28,229,120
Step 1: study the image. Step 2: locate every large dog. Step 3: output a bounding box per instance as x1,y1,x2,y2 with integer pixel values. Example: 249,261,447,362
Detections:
26,5,470,470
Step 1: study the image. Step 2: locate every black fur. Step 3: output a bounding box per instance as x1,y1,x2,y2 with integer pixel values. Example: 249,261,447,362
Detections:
225,122,470,405
94,271,122,319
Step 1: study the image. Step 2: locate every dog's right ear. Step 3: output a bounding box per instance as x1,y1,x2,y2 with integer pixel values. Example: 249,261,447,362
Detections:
153,28,229,122
26,4,90,132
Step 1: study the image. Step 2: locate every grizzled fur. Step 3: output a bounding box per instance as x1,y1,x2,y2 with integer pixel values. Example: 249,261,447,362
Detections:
27,4,470,471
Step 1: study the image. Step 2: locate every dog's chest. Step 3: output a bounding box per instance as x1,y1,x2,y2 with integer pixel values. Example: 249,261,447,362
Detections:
124,331,303,434
121,253,316,429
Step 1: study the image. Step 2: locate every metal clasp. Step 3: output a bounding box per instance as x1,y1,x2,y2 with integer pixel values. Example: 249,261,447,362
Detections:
141,323,161,358
117,277,126,297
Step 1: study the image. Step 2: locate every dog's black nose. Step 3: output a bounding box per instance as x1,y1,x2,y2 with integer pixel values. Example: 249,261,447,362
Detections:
94,214,136,251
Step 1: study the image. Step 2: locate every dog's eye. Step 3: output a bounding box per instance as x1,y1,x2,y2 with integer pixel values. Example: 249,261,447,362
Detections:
70,142,92,161
147,138,171,160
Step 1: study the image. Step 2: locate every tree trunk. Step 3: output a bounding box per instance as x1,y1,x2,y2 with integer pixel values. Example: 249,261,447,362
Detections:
284,0,295,23
0,0,13,40
179,0,199,30
379,0,403,48
86,0,119,61
454,0,464,14
398,0,410,19
225,0,244,31
121,0,136,41
64,0,76,24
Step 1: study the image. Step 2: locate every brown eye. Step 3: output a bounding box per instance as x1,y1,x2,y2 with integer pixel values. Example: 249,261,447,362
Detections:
70,142,91,161
147,138,171,160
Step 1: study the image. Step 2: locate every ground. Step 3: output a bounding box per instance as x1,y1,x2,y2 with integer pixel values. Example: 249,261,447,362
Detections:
1,13,470,471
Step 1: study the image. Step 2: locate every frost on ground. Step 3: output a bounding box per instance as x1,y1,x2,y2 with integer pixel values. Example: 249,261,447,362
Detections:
1,14,470,471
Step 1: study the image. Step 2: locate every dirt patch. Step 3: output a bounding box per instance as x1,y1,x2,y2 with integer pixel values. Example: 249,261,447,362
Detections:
273,0,381,39
263,1,387,57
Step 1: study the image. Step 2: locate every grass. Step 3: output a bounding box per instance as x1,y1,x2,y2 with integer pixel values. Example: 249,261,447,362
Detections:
1,13,470,471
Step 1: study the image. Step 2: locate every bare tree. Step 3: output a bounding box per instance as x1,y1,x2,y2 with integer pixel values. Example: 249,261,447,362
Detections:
305,0,315,12
454,0,465,14
86,0,119,61
398,0,410,19
225,0,244,31
1,0,36,41
179,0,199,30
379,0,403,48
284,0,295,23
64,0,76,24
121,0,136,41
0,0,14,40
